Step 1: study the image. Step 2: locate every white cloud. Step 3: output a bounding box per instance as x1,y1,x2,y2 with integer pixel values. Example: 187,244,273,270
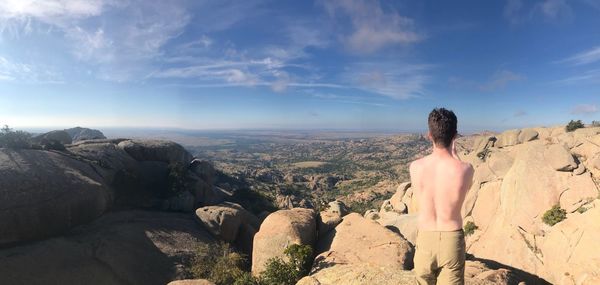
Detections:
342,63,430,99
0,0,190,81
559,46,600,66
555,69,600,84
504,0,524,25
536,0,571,19
0,56,62,83
571,104,598,115
322,0,422,54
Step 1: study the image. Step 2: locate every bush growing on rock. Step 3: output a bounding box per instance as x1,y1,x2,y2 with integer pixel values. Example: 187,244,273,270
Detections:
0,125,33,149
260,244,313,285
565,120,584,132
191,242,249,285
191,242,312,285
464,221,478,236
167,162,187,195
542,205,567,226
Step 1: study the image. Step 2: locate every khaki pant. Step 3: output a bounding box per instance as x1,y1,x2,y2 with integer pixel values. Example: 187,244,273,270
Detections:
414,230,465,285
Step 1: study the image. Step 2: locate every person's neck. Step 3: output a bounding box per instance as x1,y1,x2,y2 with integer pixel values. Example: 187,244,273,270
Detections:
431,145,452,157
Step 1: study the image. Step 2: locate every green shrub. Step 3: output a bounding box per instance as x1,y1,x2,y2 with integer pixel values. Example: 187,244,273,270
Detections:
191,242,251,285
0,125,33,149
260,244,313,285
542,205,567,226
233,272,261,285
576,206,588,214
260,258,299,285
463,221,478,236
167,162,187,195
41,139,66,151
566,120,584,132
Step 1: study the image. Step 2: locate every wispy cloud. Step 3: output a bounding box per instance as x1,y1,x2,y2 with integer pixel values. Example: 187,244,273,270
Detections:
558,46,600,66
480,70,524,91
321,0,422,54
571,104,598,115
339,62,430,99
514,110,527,117
535,0,572,20
449,69,524,92
0,56,62,83
503,0,573,25
555,69,600,84
504,0,524,25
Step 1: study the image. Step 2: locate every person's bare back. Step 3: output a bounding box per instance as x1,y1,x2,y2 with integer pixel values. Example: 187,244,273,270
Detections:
410,149,473,231
411,108,474,285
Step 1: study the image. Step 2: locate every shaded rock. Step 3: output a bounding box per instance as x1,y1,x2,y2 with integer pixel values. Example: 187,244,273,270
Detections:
166,191,195,212
376,212,418,246
118,139,192,165
195,202,260,242
252,208,317,276
326,200,348,216
544,144,577,171
573,163,586,175
363,209,380,220
0,149,111,246
0,211,215,285
34,130,72,145
189,159,215,186
67,141,139,185
64,127,106,142
517,128,538,143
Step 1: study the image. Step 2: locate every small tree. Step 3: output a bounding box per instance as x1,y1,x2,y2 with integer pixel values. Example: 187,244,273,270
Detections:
260,244,314,285
565,120,584,132
592,121,600,127
0,125,33,149
542,205,567,226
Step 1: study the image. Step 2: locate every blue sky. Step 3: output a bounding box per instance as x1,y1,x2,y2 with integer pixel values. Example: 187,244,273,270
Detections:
0,0,599,131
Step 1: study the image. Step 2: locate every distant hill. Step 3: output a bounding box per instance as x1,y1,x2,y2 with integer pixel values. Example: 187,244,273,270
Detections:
64,127,106,142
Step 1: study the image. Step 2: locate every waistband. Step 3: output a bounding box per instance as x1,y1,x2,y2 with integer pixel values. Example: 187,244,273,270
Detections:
417,229,464,237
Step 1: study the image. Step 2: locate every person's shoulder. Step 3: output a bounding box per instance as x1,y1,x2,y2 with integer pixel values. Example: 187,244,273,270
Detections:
409,156,427,172
458,161,474,176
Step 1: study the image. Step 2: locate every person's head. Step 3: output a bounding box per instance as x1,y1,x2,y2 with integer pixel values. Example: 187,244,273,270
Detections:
428,108,457,148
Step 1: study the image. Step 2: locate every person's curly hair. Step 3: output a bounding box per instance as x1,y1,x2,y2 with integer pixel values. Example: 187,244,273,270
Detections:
428,108,457,148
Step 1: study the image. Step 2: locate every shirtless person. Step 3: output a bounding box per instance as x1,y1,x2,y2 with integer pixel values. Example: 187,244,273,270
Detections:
410,108,474,285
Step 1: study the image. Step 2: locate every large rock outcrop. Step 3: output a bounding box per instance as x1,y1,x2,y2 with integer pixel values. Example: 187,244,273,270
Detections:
315,213,414,272
0,149,111,246
118,139,193,165
0,211,215,285
195,202,260,254
252,208,317,276
449,126,600,284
